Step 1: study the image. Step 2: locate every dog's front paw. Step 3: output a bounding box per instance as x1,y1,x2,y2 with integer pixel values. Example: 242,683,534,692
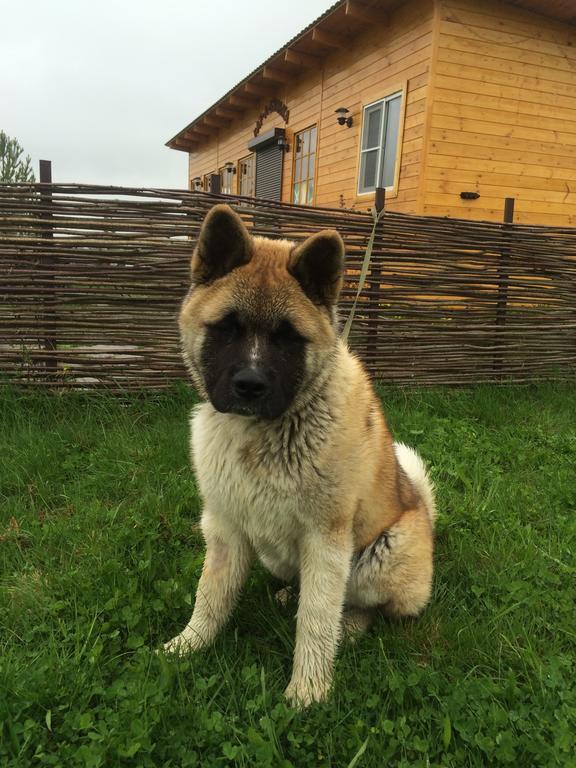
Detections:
161,631,202,655
284,676,330,708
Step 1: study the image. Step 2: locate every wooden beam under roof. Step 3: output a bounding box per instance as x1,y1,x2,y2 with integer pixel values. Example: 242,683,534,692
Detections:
188,124,212,136
345,0,387,24
262,65,292,83
178,135,199,149
229,93,255,109
284,48,319,68
311,27,344,48
215,106,239,119
244,81,276,97
203,115,228,127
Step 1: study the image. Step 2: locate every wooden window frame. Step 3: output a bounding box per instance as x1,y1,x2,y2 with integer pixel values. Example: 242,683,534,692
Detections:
202,173,214,193
219,165,236,195
238,154,256,197
357,86,407,200
292,124,318,206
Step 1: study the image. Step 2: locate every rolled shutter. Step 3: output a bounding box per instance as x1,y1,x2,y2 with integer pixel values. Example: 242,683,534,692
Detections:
255,145,283,201
248,128,286,202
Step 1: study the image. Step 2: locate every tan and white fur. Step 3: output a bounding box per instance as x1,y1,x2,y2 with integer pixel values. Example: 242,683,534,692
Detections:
162,204,436,708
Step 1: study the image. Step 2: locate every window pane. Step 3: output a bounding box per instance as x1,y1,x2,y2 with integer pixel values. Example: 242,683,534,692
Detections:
308,153,316,182
362,105,383,150
307,181,314,204
242,155,255,196
381,95,401,187
296,157,303,183
360,149,379,191
293,127,317,204
310,126,317,152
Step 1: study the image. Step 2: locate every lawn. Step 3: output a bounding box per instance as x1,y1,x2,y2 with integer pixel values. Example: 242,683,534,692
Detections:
0,384,574,767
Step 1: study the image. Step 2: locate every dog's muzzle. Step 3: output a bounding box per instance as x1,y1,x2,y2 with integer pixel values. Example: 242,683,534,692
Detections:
231,366,271,404
227,364,285,418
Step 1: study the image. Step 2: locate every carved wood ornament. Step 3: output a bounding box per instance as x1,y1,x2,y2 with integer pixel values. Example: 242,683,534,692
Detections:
254,98,290,137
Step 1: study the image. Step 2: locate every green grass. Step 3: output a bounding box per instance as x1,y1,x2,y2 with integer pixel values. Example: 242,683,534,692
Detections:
0,383,575,768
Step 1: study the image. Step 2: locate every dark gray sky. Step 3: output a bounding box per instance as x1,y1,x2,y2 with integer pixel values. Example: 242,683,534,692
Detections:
1,0,331,188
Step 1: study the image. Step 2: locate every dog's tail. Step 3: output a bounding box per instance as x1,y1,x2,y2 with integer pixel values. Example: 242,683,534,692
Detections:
394,442,437,526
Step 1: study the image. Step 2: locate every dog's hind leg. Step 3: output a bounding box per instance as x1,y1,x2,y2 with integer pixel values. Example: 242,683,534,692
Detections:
347,508,434,618
341,607,374,642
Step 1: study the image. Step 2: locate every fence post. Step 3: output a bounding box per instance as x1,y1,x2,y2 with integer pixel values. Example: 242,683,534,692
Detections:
39,160,57,378
365,188,385,366
493,197,515,377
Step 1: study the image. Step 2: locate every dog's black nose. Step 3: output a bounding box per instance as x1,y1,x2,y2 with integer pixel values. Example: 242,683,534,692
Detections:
232,368,270,401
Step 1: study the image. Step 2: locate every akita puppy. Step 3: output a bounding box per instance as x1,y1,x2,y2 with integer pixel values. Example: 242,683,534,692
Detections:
163,204,436,707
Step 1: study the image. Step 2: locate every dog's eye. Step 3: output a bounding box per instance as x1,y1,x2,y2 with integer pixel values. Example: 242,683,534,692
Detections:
271,320,305,346
207,312,243,340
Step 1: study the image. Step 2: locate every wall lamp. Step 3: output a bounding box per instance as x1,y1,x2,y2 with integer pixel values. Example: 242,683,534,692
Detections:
335,107,353,128
277,137,290,152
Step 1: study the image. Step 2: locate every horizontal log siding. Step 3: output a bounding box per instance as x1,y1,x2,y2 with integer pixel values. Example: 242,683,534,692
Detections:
187,0,434,213
315,0,434,211
424,0,576,224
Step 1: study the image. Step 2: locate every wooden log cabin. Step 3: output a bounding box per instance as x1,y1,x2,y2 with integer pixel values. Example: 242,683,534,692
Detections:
167,0,576,225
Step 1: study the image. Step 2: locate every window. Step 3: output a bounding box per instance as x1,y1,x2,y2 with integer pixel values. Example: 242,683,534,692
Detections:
293,125,317,205
358,92,403,194
202,173,213,192
238,154,255,197
219,165,236,195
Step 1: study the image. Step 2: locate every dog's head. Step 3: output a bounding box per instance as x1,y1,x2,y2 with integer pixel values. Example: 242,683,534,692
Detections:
179,204,345,420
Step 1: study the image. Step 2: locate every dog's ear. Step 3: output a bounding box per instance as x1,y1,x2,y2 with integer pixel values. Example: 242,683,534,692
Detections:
192,204,252,283
288,230,345,307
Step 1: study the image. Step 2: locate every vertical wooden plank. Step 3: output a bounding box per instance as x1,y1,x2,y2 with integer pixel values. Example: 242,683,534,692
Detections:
39,160,57,378
39,160,52,184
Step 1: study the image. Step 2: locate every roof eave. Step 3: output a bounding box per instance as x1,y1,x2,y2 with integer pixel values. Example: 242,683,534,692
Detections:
166,0,575,152
165,0,395,150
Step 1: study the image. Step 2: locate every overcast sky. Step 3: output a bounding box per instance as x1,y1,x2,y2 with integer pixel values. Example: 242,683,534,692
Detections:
1,0,331,189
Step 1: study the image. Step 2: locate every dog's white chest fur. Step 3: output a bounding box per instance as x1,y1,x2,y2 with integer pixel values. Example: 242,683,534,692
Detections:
191,404,330,578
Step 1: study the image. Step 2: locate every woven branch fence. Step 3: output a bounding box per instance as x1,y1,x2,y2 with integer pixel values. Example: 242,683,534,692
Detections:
1,182,575,389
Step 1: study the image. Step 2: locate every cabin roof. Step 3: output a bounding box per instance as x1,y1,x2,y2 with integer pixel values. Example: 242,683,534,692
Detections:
166,0,576,152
